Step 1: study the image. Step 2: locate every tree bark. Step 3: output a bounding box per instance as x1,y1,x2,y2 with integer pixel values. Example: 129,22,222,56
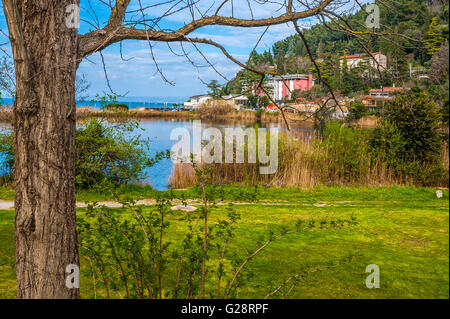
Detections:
3,0,80,299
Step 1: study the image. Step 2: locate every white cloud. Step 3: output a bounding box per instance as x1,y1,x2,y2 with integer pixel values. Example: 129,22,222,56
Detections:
78,41,246,97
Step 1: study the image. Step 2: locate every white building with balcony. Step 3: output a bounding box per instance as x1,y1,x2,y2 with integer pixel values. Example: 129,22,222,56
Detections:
184,95,212,109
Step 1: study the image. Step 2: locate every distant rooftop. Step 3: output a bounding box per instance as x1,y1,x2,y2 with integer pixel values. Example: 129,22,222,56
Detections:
189,94,210,99
271,74,312,80
340,52,382,59
369,87,409,92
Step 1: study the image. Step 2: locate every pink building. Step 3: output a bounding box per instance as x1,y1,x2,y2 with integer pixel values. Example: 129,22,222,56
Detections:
268,74,314,101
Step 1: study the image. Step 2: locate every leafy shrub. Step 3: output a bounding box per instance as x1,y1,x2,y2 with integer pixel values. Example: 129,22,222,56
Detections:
347,101,368,122
369,120,406,169
381,90,442,163
259,95,270,108
0,131,13,184
75,119,153,189
78,168,357,299
370,91,448,185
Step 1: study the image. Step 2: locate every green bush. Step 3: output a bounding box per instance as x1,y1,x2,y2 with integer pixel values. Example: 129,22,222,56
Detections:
369,119,406,169
370,90,448,185
0,131,13,184
381,90,442,163
347,101,368,122
75,119,152,189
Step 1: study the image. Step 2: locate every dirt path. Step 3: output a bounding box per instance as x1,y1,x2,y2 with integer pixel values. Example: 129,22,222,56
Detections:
0,200,159,210
0,199,352,210
0,201,14,210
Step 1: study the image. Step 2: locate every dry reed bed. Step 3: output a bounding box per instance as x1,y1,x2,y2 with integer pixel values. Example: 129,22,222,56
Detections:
169,129,450,189
354,115,379,128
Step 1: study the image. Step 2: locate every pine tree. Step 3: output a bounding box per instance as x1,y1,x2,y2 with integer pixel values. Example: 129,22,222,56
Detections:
341,50,349,75
207,80,223,99
424,17,445,55
276,53,286,74
263,50,274,65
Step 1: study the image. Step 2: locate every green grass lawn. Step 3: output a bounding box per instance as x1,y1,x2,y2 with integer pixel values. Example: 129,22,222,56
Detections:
0,186,448,299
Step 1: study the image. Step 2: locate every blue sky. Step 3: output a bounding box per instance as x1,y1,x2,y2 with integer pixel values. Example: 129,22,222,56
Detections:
0,1,367,100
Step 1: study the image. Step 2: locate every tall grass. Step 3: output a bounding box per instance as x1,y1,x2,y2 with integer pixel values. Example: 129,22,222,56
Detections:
196,100,298,125
170,122,448,189
197,100,235,120
169,142,400,190
442,141,449,174
354,115,378,128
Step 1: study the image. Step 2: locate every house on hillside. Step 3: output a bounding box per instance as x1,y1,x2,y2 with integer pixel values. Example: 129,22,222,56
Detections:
222,94,249,110
241,73,314,102
362,87,409,111
292,97,321,115
340,52,387,72
184,95,212,109
267,74,314,101
184,94,248,111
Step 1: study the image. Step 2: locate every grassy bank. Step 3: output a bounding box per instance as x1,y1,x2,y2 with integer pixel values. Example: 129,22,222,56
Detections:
0,186,448,299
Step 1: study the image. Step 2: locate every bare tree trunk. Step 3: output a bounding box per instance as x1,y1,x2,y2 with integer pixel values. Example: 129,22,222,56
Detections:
3,0,80,299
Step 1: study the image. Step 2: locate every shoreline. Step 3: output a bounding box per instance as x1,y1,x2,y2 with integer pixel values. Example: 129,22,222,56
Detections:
0,108,378,128
0,108,308,125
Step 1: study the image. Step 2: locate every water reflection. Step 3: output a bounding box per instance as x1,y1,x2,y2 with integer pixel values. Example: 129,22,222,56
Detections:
0,119,314,190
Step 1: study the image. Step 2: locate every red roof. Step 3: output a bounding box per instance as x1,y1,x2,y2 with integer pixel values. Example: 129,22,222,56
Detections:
369,87,408,93
340,52,381,60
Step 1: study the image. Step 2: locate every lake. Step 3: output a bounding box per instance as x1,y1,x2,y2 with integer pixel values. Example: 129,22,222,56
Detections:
137,119,294,190
0,119,313,190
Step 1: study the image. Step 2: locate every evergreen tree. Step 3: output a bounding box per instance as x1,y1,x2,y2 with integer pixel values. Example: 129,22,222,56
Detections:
207,80,223,99
276,53,286,74
383,90,442,163
424,17,445,55
341,51,349,76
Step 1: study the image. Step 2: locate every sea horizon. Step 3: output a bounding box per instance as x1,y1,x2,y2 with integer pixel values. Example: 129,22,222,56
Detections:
1,95,191,109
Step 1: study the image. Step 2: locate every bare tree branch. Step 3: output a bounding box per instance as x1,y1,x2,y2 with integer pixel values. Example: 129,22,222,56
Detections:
79,0,333,57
